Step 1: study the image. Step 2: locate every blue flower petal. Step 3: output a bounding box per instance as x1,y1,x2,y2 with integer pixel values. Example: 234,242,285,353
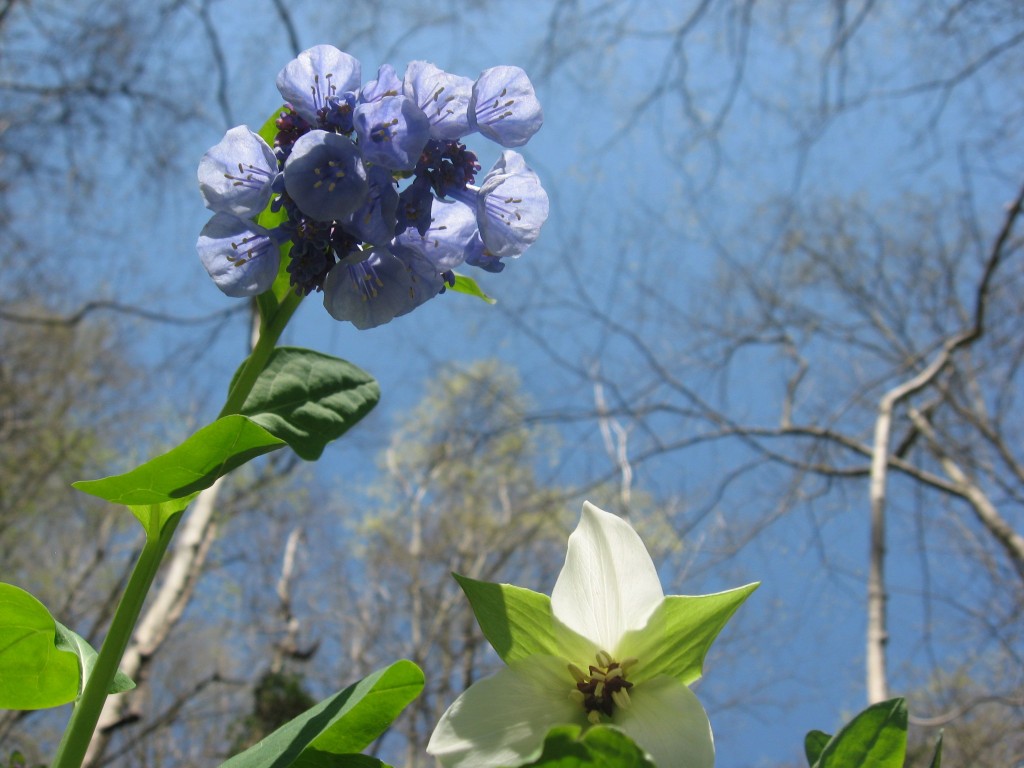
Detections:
394,197,478,271
463,234,505,273
404,61,474,140
197,212,282,297
471,151,549,259
322,245,444,329
359,63,403,103
198,126,279,218
277,45,361,126
354,95,431,170
469,66,543,148
345,165,399,247
284,130,368,222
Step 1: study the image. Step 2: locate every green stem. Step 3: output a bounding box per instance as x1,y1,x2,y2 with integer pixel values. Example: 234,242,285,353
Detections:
52,290,303,768
220,290,303,418
51,514,181,768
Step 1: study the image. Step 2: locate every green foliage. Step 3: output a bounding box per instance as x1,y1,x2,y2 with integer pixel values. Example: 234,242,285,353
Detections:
237,347,380,461
257,106,285,146
453,575,567,663
0,583,132,711
449,274,496,304
456,575,759,690
218,660,423,768
619,585,760,686
806,698,907,768
2,751,46,768
231,671,317,752
72,415,285,533
53,622,134,696
928,733,942,768
0,583,79,709
70,346,376,534
252,106,296,320
804,730,831,765
513,725,655,768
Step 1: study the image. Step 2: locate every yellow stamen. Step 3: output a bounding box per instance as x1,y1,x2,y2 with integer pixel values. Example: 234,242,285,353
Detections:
611,688,632,710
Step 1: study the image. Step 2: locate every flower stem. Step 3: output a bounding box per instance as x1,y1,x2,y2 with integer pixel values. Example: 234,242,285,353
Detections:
52,289,304,768
51,515,181,768
220,290,303,418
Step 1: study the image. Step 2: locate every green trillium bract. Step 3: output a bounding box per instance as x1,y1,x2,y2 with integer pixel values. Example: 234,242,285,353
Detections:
427,502,758,768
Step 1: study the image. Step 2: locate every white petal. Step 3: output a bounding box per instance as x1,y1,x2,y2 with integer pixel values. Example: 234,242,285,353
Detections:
427,658,583,768
615,677,715,768
551,502,664,653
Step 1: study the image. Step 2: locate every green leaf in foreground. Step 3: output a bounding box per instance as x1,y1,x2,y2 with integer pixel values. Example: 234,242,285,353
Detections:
619,583,760,686
219,660,423,768
257,105,286,146
54,622,135,696
238,347,380,460
0,583,80,710
449,273,496,304
928,732,943,768
804,730,831,766
453,575,565,664
813,698,907,768
514,725,656,768
72,415,285,532
288,753,389,768
73,415,285,506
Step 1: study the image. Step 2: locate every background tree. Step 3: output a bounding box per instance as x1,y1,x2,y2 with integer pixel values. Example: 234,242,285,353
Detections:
511,0,1024,758
338,361,573,767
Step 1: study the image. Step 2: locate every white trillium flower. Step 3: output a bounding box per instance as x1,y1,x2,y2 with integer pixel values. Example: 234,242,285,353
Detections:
427,502,757,768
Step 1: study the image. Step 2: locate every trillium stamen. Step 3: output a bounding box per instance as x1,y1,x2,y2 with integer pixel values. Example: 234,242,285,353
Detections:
569,651,635,725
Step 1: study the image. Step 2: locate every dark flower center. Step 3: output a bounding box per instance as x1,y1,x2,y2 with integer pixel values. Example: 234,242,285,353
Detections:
568,651,636,724
415,139,480,198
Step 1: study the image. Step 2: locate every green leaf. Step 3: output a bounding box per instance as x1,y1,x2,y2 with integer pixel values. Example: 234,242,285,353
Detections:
0,583,79,709
253,105,295,313
256,106,285,146
514,725,656,768
618,583,759,685
54,622,135,695
218,660,423,768
73,415,285,531
449,273,496,304
928,731,943,768
238,347,380,461
814,698,907,768
255,191,294,311
289,751,390,768
454,574,591,664
804,730,831,766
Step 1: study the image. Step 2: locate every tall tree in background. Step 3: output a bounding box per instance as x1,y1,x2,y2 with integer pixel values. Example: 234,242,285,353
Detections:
338,361,572,767
518,2,1024,762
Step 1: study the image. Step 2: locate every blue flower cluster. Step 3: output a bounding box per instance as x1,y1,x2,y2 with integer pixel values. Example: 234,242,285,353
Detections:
196,45,548,329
